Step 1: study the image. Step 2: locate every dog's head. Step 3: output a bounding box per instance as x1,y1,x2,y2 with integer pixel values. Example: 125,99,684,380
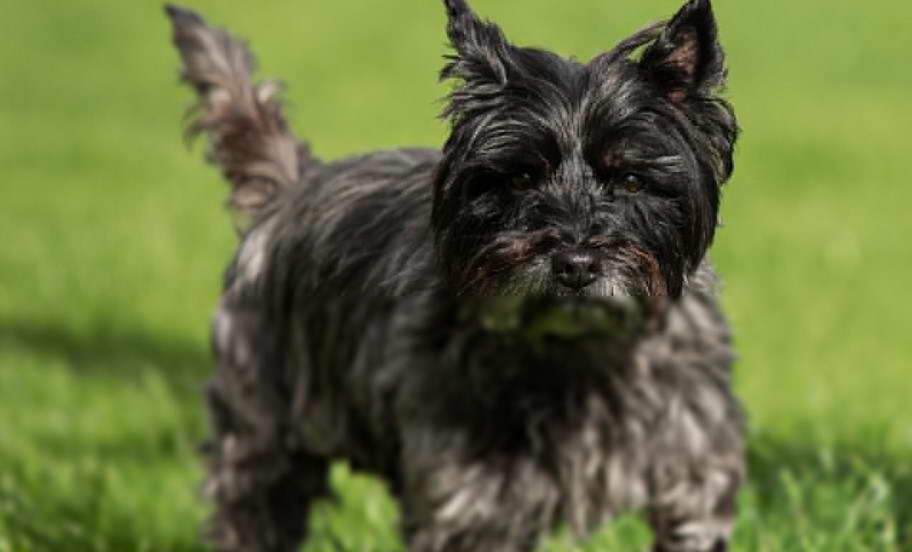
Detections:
432,0,736,308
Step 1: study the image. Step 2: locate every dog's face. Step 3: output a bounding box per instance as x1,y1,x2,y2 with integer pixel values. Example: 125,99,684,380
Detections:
432,0,737,304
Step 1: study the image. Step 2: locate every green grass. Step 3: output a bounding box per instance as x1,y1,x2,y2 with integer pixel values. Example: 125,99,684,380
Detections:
1,0,910,550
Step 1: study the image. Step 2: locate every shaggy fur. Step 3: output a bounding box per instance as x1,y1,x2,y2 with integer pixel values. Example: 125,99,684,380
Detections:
165,1,745,550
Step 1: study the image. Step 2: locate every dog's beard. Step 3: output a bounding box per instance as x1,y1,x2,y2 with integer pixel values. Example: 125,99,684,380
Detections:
477,293,645,341
452,233,669,338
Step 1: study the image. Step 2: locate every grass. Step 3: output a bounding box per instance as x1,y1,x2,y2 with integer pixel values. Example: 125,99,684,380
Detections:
0,0,910,550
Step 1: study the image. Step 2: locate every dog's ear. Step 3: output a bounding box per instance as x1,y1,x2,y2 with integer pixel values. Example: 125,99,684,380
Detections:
441,0,513,87
640,0,725,103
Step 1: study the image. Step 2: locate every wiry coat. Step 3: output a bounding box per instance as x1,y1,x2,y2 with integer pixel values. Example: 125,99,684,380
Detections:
166,1,745,551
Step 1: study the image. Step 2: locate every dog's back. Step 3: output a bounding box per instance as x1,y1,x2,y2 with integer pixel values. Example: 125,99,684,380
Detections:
167,3,443,300
209,146,442,477
167,9,458,544
168,6,443,451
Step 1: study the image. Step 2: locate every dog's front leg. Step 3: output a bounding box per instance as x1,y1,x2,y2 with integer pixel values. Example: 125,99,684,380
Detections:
645,453,743,552
397,424,557,552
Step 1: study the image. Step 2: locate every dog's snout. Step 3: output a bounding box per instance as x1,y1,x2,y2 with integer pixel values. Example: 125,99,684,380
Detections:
552,250,600,290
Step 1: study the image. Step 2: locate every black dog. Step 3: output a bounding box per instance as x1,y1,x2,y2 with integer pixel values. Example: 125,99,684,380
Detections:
166,1,744,550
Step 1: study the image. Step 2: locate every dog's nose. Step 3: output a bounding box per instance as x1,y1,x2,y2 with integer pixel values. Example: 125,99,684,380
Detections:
551,250,600,290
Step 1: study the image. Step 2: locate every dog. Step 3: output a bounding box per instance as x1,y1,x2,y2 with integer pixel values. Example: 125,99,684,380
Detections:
165,1,745,550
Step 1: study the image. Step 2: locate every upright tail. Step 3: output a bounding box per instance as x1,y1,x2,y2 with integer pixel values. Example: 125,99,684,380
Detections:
165,5,315,220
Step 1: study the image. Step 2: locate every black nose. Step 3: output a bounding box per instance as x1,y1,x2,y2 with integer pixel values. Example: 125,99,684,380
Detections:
551,250,600,290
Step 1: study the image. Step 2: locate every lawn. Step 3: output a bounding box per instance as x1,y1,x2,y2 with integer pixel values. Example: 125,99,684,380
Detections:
0,0,909,550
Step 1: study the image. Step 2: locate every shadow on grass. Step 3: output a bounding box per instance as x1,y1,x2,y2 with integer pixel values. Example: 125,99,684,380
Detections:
0,315,210,465
0,316,210,383
0,317,211,551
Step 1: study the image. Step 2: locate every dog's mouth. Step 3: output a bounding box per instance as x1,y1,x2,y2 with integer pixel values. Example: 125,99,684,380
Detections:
478,295,644,340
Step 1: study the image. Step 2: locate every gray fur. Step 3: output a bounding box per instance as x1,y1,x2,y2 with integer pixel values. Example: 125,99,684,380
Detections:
166,2,746,551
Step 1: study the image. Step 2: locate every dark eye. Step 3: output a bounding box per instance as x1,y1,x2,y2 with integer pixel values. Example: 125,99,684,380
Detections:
510,172,535,191
620,172,643,193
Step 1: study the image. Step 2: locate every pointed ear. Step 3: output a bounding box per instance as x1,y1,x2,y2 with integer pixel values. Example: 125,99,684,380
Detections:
441,0,512,85
640,0,725,103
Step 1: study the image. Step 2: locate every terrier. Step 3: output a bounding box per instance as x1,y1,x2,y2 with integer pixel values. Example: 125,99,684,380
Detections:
166,1,744,550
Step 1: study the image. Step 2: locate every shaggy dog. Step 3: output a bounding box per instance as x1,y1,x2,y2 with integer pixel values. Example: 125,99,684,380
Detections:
165,0,744,550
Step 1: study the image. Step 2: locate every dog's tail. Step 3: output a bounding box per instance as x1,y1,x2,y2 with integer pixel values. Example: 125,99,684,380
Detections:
165,5,315,221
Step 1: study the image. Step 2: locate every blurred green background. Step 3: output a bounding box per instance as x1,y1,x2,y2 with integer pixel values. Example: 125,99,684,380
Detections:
0,0,909,550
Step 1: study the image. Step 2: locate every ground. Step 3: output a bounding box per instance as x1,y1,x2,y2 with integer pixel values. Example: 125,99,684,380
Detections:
0,0,909,550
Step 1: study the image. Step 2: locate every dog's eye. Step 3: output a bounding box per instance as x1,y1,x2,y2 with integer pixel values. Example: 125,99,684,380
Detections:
510,172,535,191
621,173,643,194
